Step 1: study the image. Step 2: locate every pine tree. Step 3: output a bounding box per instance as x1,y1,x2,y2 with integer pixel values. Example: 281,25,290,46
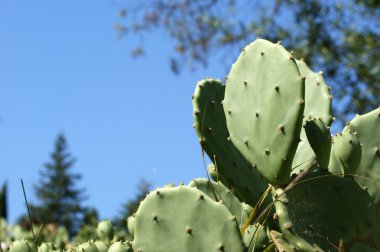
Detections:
33,134,86,237
113,179,151,232
0,182,7,220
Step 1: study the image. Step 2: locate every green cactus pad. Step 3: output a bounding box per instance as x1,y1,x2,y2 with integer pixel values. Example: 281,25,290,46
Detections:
75,242,99,252
37,243,55,252
303,118,331,169
188,178,250,227
94,241,109,252
273,169,380,251
223,39,305,185
96,220,114,243
328,145,341,174
133,186,245,252
127,215,135,237
242,224,269,251
291,60,333,174
332,131,362,175
9,240,33,252
192,78,268,205
108,241,132,252
344,108,380,204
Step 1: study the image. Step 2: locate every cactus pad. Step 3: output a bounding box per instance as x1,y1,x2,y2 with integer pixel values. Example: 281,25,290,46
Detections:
133,186,245,252
223,39,305,185
304,118,331,169
291,60,333,174
96,220,114,243
188,178,251,226
242,224,269,251
344,108,380,204
192,78,268,205
332,131,362,175
273,169,380,250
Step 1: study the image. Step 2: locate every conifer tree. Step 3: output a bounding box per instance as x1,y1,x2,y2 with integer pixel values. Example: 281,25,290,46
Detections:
0,182,7,220
33,134,86,237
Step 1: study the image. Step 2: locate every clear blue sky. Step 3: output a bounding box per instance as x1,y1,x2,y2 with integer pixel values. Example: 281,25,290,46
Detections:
0,0,227,223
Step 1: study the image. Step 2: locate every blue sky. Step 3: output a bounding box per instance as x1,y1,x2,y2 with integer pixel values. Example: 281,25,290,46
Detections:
0,0,227,223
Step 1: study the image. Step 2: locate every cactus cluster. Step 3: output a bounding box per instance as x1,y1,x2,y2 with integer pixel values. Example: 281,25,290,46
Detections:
1,219,132,252
2,38,379,251
130,39,379,251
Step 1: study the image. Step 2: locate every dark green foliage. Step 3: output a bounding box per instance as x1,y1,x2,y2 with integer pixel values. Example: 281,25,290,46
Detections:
113,180,151,232
117,0,379,120
0,182,7,220
33,134,87,238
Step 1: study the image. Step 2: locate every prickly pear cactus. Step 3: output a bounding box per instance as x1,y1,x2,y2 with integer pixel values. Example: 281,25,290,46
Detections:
132,186,245,252
303,118,331,169
188,178,251,226
108,241,132,252
37,243,57,252
291,59,333,174
9,240,33,252
223,39,305,185
242,223,269,251
96,220,114,243
332,130,362,175
126,215,135,237
94,241,109,252
272,169,380,251
192,78,268,205
344,107,380,204
75,241,99,252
